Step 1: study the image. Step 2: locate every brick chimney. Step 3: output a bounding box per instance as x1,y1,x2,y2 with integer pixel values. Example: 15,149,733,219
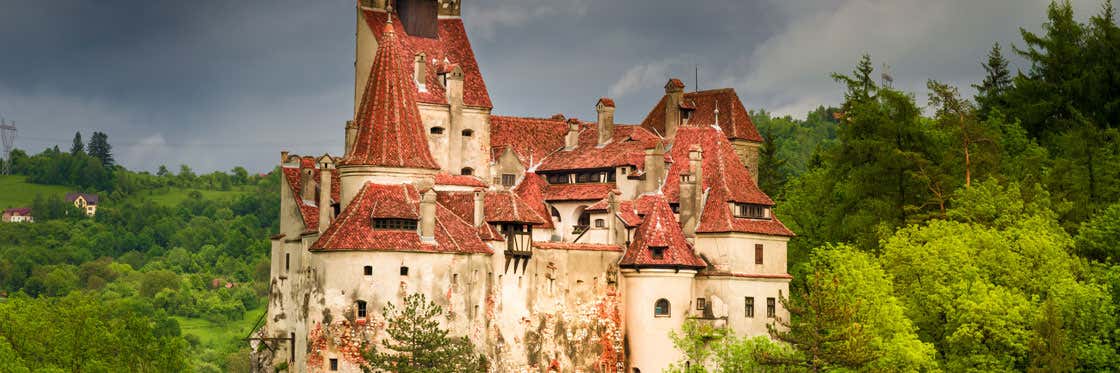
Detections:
318,155,335,233
680,145,703,237
446,64,465,172
420,188,437,242
473,189,485,227
596,98,615,146
663,78,685,139
299,159,317,202
344,120,358,157
642,141,666,193
564,119,581,150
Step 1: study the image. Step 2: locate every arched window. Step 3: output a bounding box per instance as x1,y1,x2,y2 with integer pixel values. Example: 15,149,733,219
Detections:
461,129,474,137
654,299,671,317
594,218,605,228
460,167,474,176
430,126,445,135
578,210,591,227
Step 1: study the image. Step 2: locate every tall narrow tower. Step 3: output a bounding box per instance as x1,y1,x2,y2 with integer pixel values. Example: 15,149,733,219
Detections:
0,117,16,175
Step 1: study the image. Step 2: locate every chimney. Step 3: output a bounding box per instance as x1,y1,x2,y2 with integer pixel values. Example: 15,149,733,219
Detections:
318,155,335,233
344,121,358,156
299,159,317,202
473,189,485,227
607,190,621,245
596,98,615,146
280,151,290,164
446,65,465,172
663,78,685,139
420,188,437,242
642,141,666,193
680,145,703,237
564,119,581,150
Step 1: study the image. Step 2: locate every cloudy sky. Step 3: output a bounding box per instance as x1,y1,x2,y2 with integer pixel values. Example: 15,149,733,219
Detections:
0,0,1105,172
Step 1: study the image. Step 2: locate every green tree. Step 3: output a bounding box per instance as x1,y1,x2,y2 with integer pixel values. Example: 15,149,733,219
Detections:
362,293,486,373
763,271,879,372
973,43,1013,119
87,131,114,167
1076,203,1120,263
70,132,84,155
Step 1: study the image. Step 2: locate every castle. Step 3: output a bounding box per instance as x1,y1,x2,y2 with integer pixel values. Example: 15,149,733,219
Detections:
261,1,792,372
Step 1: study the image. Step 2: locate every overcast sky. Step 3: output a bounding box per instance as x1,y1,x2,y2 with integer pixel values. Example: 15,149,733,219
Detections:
0,0,1105,172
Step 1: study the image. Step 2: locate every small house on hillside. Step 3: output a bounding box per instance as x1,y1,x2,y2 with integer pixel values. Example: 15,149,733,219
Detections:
65,193,99,217
2,208,33,223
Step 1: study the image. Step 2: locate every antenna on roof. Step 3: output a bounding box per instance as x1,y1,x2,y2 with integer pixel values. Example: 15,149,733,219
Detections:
694,64,699,92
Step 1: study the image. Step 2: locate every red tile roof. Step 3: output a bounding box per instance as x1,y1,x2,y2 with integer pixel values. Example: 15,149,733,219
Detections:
512,172,555,229
311,183,491,254
490,115,569,168
342,19,440,169
362,11,492,108
640,88,764,142
281,164,341,231
434,173,487,187
3,207,31,216
436,190,547,225
536,125,661,172
533,242,622,252
666,78,686,89
619,195,706,269
597,97,615,108
615,194,662,228
542,183,616,202
695,188,794,236
662,127,772,206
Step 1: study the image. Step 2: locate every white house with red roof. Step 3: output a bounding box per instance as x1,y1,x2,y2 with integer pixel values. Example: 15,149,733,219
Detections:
261,2,792,372
2,207,33,223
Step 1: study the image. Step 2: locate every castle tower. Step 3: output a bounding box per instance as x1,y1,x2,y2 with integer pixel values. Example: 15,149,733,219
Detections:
339,15,440,208
353,1,493,181
619,196,707,372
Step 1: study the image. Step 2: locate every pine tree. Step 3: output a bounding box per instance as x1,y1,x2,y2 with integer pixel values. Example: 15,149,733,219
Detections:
972,43,1013,119
362,293,486,373
1027,298,1074,373
70,132,84,155
757,128,787,196
762,271,879,372
86,131,114,167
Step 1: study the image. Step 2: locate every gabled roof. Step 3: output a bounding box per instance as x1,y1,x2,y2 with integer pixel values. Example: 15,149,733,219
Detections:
436,190,548,225
311,183,491,254
281,161,341,231
434,173,487,188
512,172,554,229
662,127,772,206
64,193,98,205
542,183,616,202
490,115,570,168
362,11,492,108
640,88,764,142
619,195,706,269
696,188,794,236
3,207,31,216
342,18,440,169
536,125,661,172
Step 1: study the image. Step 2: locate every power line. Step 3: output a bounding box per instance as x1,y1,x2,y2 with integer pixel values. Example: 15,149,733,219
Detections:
1,117,16,175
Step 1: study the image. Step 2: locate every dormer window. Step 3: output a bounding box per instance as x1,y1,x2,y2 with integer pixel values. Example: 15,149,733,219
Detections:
430,126,445,135
460,167,474,176
650,246,666,260
546,173,569,184
733,203,770,219
373,218,418,230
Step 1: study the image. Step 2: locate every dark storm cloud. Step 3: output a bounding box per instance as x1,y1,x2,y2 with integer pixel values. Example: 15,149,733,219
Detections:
0,0,1105,172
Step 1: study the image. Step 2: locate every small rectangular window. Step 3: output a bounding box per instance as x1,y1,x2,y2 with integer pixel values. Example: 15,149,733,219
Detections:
400,266,409,276
594,219,605,228
329,358,338,371
285,253,290,272
755,244,764,265
374,219,418,230
745,297,755,318
357,300,367,318
650,247,665,260
735,203,770,219
363,265,373,276
502,174,516,187
696,298,706,311
767,297,776,318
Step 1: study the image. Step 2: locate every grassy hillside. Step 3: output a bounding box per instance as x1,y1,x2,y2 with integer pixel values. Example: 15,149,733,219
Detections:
129,187,251,207
176,306,265,349
0,175,73,210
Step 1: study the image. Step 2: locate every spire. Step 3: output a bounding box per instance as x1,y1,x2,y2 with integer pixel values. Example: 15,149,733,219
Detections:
619,196,706,269
341,11,439,169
